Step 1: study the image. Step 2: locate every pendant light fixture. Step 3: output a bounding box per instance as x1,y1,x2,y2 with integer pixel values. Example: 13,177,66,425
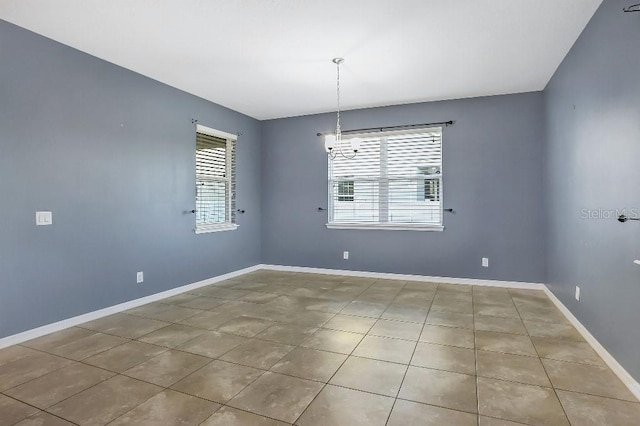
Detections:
324,58,361,159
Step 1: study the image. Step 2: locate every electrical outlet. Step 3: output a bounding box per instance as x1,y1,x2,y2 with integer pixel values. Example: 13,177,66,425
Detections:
343,251,349,260
482,257,489,267
137,271,144,284
575,286,580,301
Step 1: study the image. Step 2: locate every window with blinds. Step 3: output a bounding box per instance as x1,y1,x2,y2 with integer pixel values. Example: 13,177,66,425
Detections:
195,124,237,233
328,127,443,231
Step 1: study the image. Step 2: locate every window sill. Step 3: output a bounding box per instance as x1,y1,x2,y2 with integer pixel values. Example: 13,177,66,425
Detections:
326,223,444,232
195,224,238,234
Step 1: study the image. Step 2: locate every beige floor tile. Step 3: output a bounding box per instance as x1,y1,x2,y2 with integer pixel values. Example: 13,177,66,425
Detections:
369,319,422,341
240,292,280,304
48,375,162,425
429,300,474,315
330,356,406,397
14,411,74,426
5,363,113,409
205,288,251,300
403,281,438,291
524,320,584,341
220,339,294,369
352,335,416,364
109,389,219,425
542,358,637,401
475,331,536,356
0,345,41,367
50,332,128,360
381,305,428,323
297,385,394,426
393,289,435,306
137,323,206,348
557,390,640,425
179,295,228,310
124,349,211,387
478,416,529,426
228,372,323,423
340,301,387,318
201,406,287,425
508,289,547,300
176,330,247,358
477,377,569,425
80,313,169,338
322,314,377,334
474,302,520,318
270,347,346,382
256,324,318,345
21,327,94,352
516,306,566,324
531,337,604,365
125,302,201,323
283,310,334,327
83,340,167,372
0,351,73,391
304,298,349,313
0,394,39,425
232,281,270,291
160,293,202,305
474,315,527,335
300,329,364,354
476,350,551,387
425,311,474,329
411,342,475,375
419,324,474,348
388,399,477,426
438,283,473,293
217,317,275,337
178,310,237,330
171,360,264,403
399,366,477,413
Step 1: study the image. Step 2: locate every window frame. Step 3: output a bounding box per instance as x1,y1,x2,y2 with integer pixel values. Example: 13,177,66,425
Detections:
326,127,444,232
194,124,238,234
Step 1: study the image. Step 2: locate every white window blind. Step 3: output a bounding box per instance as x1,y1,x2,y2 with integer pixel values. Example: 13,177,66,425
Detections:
195,125,237,233
328,127,443,230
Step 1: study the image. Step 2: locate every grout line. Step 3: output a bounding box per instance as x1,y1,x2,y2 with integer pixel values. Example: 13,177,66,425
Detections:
383,282,436,426
511,295,572,425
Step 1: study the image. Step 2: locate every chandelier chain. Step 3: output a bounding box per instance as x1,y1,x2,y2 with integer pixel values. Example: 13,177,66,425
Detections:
336,59,341,140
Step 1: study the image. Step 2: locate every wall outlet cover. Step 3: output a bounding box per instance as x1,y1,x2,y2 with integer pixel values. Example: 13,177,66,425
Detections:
482,257,489,267
575,286,581,301
137,271,144,284
343,251,349,260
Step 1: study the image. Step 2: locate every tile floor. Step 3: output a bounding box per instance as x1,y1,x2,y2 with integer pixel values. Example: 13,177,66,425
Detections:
1,270,639,425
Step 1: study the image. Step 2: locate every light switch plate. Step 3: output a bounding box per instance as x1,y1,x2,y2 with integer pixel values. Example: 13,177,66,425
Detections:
36,211,52,226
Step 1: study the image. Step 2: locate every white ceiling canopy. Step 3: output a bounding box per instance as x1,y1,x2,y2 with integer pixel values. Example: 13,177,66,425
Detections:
0,0,602,120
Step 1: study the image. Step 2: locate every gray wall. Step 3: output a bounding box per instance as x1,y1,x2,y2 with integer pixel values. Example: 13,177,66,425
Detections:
544,0,640,380
0,20,262,338
261,93,545,283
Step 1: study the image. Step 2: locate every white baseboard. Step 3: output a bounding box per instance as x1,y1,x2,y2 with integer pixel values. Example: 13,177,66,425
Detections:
259,264,545,290
543,287,640,401
0,264,262,350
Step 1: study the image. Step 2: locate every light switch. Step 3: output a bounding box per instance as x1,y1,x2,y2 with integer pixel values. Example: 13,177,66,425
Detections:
36,211,52,226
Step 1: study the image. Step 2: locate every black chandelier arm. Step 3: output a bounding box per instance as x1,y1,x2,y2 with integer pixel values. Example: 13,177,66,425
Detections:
624,3,640,12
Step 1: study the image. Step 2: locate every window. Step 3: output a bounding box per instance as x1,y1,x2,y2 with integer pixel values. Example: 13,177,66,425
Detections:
337,178,354,201
327,127,443,231
195,124,237,233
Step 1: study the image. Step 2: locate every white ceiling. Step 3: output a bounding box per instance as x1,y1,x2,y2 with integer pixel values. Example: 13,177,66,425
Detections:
0,0,601,120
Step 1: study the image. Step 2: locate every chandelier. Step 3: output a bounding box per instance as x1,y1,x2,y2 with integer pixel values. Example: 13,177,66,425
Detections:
324,58,361,159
